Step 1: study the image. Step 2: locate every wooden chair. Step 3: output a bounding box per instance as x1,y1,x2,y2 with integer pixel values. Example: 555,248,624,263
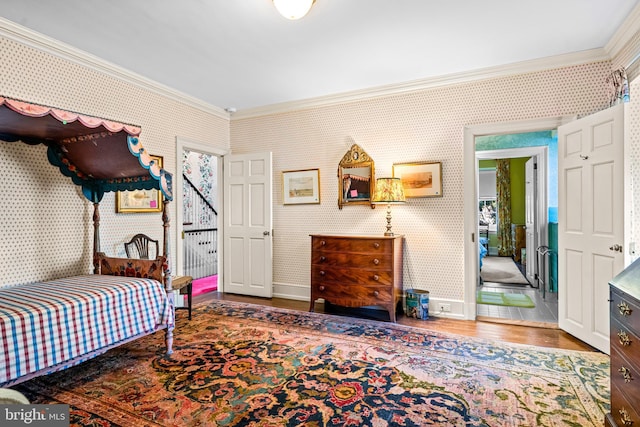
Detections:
124,233,159,260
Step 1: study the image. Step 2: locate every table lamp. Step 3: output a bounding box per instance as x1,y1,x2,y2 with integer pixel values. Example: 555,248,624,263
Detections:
372,177,406,236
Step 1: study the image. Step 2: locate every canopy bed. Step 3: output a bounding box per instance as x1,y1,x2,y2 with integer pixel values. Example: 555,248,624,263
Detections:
0,96,175,387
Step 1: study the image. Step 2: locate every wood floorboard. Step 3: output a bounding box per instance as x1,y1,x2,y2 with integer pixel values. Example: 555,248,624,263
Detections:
192,291,598,353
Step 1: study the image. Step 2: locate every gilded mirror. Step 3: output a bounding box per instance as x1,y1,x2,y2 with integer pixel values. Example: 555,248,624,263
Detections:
338,144,375,209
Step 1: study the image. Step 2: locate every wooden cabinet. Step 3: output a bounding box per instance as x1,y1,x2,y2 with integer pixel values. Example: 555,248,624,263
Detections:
511,224,526,262
607,259,640,427
309,234,403,322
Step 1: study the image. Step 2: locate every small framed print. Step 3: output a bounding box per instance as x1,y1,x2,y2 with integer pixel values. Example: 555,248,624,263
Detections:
282,169,320,205
392,161,443,198
116,155,164,213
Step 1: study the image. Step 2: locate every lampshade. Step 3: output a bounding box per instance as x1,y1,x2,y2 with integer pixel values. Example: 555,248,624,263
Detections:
273,0,316,20
372,177,406,203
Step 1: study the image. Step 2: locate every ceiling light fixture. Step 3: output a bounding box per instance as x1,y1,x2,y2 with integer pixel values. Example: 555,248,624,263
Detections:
273,0,315,20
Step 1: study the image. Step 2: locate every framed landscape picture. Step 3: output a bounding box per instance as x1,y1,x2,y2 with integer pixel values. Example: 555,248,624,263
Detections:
282,169,320,205
392,161,442,198
116,155,164,213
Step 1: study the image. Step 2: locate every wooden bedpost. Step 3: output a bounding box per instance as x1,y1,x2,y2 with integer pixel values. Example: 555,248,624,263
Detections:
162,199,174,355
92,202,101,274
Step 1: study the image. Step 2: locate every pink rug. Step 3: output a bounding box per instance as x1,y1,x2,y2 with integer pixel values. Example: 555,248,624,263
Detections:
192,275,217,296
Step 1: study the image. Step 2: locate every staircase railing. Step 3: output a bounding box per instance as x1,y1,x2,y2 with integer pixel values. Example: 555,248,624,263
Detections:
183,174,217,279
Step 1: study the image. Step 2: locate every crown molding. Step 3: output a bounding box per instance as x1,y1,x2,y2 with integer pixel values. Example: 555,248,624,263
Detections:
0,16,617,122
605,2,640,61
234,48,610,119
0,17,229,120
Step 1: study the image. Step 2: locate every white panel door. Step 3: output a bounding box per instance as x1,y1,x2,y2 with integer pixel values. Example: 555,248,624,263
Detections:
558,103,624,353
223,152,273,297
525,157,536,284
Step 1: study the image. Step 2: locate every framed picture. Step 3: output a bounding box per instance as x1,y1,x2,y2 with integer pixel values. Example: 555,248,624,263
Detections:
282,169,320,205
116,155,164,213
392,161,443,198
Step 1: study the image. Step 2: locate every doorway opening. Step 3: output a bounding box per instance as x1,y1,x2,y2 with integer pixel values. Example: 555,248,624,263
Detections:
176,138,228,299
463,117,570,326
476,139,557,325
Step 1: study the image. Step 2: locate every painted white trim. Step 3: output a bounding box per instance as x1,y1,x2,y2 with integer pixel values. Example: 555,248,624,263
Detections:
0,15,616,119
175,137,229,290
463,116,574,320
605,3,640,61
234,50,609,119
0,17,229,120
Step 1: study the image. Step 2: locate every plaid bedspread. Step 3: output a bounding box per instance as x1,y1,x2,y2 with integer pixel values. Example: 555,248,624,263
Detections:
0,275,173,385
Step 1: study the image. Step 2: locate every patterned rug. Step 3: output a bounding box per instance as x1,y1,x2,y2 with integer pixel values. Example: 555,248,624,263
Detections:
15,300,609,426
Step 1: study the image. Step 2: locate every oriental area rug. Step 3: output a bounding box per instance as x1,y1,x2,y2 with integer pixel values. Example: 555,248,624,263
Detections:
15,301,609,426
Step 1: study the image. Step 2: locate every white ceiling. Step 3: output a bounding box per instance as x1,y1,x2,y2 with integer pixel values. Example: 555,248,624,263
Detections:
1,0,638,111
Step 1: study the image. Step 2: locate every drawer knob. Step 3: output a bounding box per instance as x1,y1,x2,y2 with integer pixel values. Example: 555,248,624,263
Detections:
618,301,632,317
320,256,326,262
373,275,379,281
373,258,380,265
373,242,380,249
319,271,326,276
373,290,379,297
618,366,633,383
618,330,632,347
321,240,326,246
319,285,325,291
619,408,633,426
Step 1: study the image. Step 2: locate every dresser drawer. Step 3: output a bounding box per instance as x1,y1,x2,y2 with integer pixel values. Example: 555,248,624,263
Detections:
312,282,393,305
610,348,640,408
611,288,640,334
609,381,640,427
312,236,391,254
312,252,392,269
312,266,393,286
611,317,640,370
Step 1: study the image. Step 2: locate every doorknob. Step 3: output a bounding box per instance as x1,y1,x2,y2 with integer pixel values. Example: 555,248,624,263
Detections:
609,244,622,252
263,231,270,236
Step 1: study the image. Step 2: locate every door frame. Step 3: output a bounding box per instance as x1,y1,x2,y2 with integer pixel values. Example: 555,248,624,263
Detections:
175,137,229,290
463,116,574,320
476,146,548,279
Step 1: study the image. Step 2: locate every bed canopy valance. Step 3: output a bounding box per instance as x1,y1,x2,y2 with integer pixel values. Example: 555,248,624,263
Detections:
0,96,172,203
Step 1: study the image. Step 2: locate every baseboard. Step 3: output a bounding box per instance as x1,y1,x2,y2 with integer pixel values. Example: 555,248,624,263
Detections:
477,315,559,329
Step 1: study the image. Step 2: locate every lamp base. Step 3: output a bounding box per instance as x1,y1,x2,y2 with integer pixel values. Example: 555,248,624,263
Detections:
383,203,394,236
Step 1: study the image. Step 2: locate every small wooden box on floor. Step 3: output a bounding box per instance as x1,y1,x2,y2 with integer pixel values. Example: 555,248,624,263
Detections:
606,258,640,427
309,234,403,322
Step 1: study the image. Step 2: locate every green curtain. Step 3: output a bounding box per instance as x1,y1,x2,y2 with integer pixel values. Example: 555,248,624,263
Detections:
496,159,513,256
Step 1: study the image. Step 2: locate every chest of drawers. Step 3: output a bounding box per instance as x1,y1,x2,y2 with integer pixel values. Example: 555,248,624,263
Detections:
309,234,403,322
606,259,640,427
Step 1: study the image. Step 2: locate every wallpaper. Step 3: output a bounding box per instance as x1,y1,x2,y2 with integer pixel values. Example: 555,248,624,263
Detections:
183,150,218,229
0,35,229,286
231,62,614,305
2,25,639,317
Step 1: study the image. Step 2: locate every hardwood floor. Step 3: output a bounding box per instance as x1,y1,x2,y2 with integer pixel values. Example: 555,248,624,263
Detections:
192,291,598,353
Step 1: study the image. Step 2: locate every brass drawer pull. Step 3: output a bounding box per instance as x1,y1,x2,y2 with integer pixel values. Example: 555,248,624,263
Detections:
619,366,633,383
373,275,379,281
373,290,379,297
618,330,632,347
618,301,632,316
320,256,326,262
321,240,326,246
319,285,325,291
619,408,633,426
373,242,380,249
319,271,326,276
373,258,380,265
